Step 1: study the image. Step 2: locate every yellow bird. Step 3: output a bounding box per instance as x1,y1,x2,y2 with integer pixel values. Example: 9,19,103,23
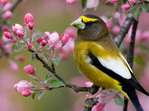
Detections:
71,14,149,111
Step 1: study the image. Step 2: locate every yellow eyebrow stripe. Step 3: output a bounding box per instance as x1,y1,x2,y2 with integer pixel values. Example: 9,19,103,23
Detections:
80,16,99,23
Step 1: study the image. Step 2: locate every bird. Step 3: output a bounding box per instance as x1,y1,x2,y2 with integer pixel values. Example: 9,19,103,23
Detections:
71,14,149,111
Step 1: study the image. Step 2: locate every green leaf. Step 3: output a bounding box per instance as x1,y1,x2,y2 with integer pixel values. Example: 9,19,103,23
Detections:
44,74,51,83
50,80,65,88
52,56,61,65
37,91,46,100
31,92,38,99
135,56,144,66
133,6,142,20
31,52,36,60
12,42,24,52
141,3,149,12
114,94,124,106
81,0,87,9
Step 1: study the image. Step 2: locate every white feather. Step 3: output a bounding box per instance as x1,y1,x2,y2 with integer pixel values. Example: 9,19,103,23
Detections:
98,57,132,79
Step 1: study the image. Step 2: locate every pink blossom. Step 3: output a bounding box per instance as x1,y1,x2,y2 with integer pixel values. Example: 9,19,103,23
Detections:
37,37,44,44
40,39,47,46
106,21,112,29
48,32,59,47
12,40,18,44
17,56,25,62
112,26,121,35
61,33,69,44
22,90,31,97
27,44,33,48
13,83,18,91
3,11,12,19
66,0,77,5
114,12,121,19
0,0,8,6
16,80,31,93
55,42,62,51
9,62,19,72
65,27,76,38
62,38,74,54
85,81,93,87
4,31,13,39
1,25,9,31
27,22,34,30
60,53,68,60
16,30,24,38
4,43,12,53
24,64,35,75
24,13,34,24
128,0,137,3
3,2,12,11
86,0,99,9
109,0,121,3
12,24,24,33
45,31,50,37
122,4,131,10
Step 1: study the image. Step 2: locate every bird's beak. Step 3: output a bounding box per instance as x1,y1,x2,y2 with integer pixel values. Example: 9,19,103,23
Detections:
70,17,85,30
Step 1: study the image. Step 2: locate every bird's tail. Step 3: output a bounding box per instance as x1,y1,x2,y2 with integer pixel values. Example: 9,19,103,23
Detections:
123,86,144,111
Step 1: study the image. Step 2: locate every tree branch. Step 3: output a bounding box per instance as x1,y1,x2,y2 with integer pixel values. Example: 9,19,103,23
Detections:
114,13,134,48
10,0,23,12
123,20,138,111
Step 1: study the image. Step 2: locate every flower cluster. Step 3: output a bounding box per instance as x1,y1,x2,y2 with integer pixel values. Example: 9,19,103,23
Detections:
0,0,13,20
9,13,76,98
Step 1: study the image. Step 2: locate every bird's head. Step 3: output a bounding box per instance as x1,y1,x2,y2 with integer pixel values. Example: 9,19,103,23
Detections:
71,14,108,41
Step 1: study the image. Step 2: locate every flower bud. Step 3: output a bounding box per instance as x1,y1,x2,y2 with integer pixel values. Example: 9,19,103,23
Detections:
3,11,12,19
13,83,18,91
122,4,131,10
66,0,77,5
109,0,121,3
9,61,19,72
16,80,31,93
37,37,44,44
4,43,12,53
40,39,47,46
22,90,31,97
12,24,24,33
0,0,8,6
55,42,62,51
1,25,9,31
17,56,25,62
86,0,99,9
48,32,59,47
112,26,121,35
27,22,34,30
65,27,76,38
128,0,137,3
4,31,12,39
3,2,12,11
24,64,35,75
16,30,24,38
24,13,34,24
27,44,33,48
106,21,112,29
61,33,69,44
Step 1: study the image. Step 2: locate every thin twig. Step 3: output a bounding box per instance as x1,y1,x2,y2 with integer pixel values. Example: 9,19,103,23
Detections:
123,20,138,111
114,13,134,48
10,0,23,12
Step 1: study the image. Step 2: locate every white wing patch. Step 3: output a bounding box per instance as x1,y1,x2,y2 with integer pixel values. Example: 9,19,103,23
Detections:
120,54,133,73
98,57,132,79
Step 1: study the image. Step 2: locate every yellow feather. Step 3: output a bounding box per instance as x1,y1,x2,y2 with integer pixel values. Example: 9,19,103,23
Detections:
73,41,129,98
